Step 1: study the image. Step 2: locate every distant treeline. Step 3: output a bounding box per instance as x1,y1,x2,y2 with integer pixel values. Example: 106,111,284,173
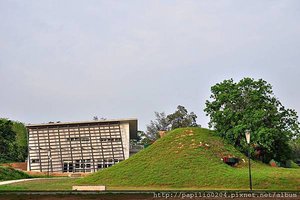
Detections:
0,118,27,163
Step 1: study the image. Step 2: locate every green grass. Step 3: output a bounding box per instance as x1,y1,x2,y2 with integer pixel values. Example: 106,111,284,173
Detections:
0,166,31,181
0,166,50,182
0,178,77,191
77,127,300,190
0,127,299,191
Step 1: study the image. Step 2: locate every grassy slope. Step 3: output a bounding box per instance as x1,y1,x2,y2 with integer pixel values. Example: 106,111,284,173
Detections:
78,127,300,190
0,127,298,191
0,166,31,181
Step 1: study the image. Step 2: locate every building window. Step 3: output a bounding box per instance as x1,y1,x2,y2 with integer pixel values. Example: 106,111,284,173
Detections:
31,159,40,163
113,138,121,142
63,163,68,172
100,138,121,142
67,137,90,142
96,158,122,170
69,163,73,172
97,164,103,169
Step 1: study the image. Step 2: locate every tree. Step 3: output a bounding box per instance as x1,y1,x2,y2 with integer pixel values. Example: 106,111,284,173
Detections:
0,119,28,163
130,130,154,146
12,121,28,161
146,106,199,140
167,105,198,129
93,116,98,120
0,119,17,162
146,112,169,139
290,138,300,162
204,78,300,163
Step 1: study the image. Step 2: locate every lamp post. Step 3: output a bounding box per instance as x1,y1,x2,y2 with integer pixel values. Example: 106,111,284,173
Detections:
245,130,252,191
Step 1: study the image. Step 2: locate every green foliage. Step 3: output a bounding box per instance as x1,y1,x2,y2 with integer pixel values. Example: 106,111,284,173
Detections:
166,105,198,130
290,161,300,168
0,118,28,163
135,131,154,145
0,166,31,181
0,119,17,162
146,112,169,139
11,121,28,161
76,128,300,190
204,78,300,163
290,138,300,162
146,105,199,139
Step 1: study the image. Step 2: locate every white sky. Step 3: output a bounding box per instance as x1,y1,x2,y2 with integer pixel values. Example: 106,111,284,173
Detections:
1,0,300,131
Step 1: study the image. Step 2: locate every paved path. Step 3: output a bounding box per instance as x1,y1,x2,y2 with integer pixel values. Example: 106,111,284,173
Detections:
0,178,68,186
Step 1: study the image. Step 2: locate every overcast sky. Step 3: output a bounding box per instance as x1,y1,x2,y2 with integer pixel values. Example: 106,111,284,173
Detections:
0,0,300,131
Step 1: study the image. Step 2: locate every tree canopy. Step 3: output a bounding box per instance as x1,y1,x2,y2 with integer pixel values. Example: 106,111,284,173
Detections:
167,105,198,130
146,112,170,140
204,78,300,163
290,138,300,163
146,105,199,139
0,119,17,162
0,118,27,163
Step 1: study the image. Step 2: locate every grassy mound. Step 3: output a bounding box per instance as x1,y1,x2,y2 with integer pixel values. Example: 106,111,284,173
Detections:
0,166,31,181
77,128,300,190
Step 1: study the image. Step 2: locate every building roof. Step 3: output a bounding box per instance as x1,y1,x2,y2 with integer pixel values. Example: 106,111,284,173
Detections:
26,118,138,139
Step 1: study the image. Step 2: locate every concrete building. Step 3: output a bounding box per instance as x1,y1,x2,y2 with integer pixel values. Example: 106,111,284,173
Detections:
27,118,137,173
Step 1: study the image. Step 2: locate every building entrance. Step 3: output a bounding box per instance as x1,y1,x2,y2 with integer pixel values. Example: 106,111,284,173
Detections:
63,162,73,172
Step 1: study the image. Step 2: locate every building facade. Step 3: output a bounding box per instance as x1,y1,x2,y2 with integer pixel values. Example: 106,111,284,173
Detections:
27,118,137,173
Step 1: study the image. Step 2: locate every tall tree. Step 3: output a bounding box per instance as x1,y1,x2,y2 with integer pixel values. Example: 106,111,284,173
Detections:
146,106,199,139
0,119,16,162
204,78,300,163
0,119,28,162
167,105,198,130
12,121,28,161
146,112,169,139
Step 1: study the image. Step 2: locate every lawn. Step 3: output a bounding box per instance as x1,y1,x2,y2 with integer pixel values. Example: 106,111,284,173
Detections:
0,167,299,191
0,128,299,191
0,166,31,181
77,128,300,190
0,178,77,191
